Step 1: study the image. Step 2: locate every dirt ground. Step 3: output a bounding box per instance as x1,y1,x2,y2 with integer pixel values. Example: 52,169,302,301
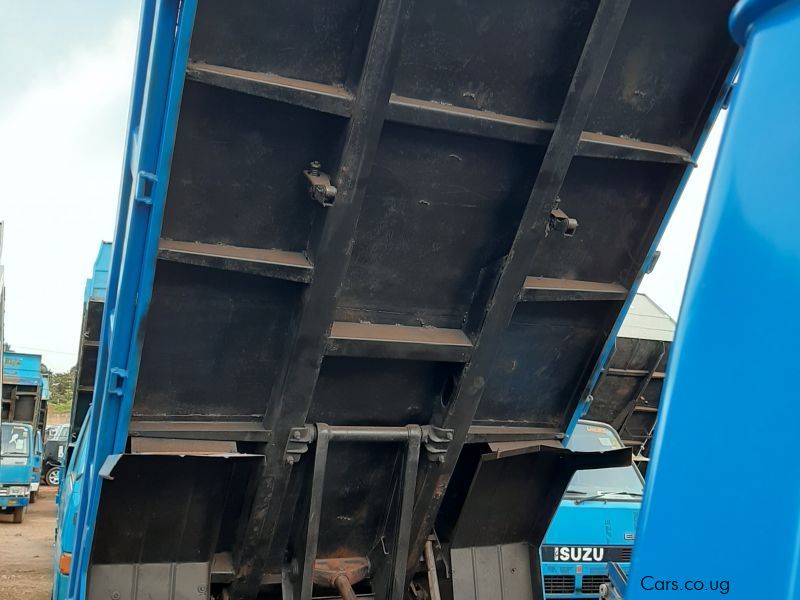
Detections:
0,486,57,599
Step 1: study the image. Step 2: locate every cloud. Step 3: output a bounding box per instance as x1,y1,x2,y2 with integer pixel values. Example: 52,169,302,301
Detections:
0,11,139,371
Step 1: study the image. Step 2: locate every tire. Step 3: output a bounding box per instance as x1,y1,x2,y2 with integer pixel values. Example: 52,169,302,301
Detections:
29,491,37,504
46,467,60,487
12,507,24,524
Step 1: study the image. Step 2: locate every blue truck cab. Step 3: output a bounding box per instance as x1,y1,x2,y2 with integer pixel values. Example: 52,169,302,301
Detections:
53,407,91,598
541,420,643,598
0,421,37,523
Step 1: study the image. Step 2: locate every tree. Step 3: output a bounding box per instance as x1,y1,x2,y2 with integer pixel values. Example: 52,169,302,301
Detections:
48,367,77,405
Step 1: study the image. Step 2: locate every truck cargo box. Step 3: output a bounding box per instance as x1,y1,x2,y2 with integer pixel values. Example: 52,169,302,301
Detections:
69,1,739,599
68,242,112,448
2,352,47,434
587,294,676,473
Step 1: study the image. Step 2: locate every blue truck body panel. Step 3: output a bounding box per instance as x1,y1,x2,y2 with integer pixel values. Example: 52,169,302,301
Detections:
68,242,114,449
2,352,42,387
83,242,112,304
68,3,197,597
627,1,800,598
53,408,92,600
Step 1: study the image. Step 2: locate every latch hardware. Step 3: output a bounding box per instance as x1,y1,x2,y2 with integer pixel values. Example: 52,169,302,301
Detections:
547,197,578,237
134,171,158,206
108,367,129,397
285,425,316,464
303,161,337,207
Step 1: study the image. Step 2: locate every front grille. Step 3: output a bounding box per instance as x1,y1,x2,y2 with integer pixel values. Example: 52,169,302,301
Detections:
0,488,8,497
544,575,575,594
621,547,633,561
582,575,610,594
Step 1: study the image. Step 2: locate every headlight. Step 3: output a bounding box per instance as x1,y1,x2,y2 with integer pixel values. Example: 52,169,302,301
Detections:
9,486,29,497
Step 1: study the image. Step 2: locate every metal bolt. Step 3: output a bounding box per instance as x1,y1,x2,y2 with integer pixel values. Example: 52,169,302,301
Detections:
293,430,301,440
445,431,453,440
309,161,321,176
197,584,207,594
111,593,121,600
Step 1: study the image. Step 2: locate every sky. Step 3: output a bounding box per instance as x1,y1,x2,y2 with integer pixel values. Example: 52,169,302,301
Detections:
0,2,724,372
0,1,141,371
639,116,727,319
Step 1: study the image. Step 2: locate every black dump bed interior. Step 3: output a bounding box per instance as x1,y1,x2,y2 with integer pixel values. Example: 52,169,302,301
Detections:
88,1,739,599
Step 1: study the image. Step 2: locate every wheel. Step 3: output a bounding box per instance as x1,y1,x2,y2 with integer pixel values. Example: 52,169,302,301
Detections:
12,507,24,523
29,491,37,504
46,466,61,486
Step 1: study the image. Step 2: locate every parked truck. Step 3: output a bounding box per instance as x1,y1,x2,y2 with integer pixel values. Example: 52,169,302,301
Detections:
586,294,675,475
539,295,674,597
67,242,111,457
43,423,69,486
2,351,47,505
58,1,738,598
541,421,642,598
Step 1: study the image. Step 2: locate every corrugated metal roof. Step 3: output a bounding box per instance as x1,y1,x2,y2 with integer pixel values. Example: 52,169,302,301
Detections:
618,294,676,342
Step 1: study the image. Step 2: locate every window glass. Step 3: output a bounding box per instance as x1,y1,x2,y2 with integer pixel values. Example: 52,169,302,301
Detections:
1,424,31,456
565,422,643,499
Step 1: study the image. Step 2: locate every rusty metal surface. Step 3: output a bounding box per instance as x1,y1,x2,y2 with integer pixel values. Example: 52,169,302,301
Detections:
312,557,370,588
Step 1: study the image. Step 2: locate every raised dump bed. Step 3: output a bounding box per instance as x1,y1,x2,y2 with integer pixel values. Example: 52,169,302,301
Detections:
68,242,111,450
69,1,739,599
587,294,676,473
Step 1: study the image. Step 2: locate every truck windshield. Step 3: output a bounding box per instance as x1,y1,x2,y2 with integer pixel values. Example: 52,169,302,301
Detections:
564,422,643,500
1,423,31,457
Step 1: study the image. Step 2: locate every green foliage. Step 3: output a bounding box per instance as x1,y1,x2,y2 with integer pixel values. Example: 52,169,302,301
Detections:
50,401,74,415
48,366,76,405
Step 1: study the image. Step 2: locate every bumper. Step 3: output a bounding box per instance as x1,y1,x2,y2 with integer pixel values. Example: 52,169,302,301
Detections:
542,562,630,599
31,481,40,493
0,496,30,509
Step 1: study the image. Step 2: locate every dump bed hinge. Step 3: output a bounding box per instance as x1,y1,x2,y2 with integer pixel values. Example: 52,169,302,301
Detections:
303,161,337,207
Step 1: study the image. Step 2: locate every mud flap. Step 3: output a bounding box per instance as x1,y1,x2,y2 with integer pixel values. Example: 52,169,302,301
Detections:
87,452,262,599
442,443,631,600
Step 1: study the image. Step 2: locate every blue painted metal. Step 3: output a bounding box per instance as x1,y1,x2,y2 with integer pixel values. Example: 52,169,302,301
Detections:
2,352,43,387
53,407,93,600
563,53,742,443
82,242,112,304
0,422,35,510
65,1,198,597
627,1,800,598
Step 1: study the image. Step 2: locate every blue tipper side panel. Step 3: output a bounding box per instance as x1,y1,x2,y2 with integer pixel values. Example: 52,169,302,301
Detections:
83,242,112,304
2,352,42,386
66,2,198,598
628,1,800,599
